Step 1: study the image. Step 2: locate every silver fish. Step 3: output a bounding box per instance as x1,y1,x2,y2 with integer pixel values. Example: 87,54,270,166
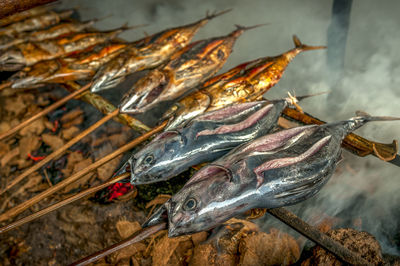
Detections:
143,112,399,237
119,97,303,185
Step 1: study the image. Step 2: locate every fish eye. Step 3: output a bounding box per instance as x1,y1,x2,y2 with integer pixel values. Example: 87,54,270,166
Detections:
217,49,225,60
143,154,154,165
184,198,197,211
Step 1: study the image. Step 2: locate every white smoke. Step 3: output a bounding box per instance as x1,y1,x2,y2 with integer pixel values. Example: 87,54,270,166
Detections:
59,0,400,255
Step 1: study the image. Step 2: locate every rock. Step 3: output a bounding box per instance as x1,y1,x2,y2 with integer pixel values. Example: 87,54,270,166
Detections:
116,220,142,239
19,118,45,136
41,133,65,151
18,136,41,160
62,126,80,140
239,228,300,266
60,108,84,128
301,228,384,265
151,235,193,266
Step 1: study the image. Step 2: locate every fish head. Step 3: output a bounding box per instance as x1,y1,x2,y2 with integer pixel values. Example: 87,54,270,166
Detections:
130,131,185,184
166,165,240,237
119,69,169,113
0,48,25,71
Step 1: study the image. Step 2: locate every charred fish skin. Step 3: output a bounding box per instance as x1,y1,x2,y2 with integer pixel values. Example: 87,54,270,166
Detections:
90,10,230,93
0,27,126,72
158,114,398,237
127,100,288,185
119,25,259,114
164,35,326,130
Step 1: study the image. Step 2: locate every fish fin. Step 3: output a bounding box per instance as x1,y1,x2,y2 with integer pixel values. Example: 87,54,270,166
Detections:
292,35,327,51
205,9,233,20
185,164,233,187
354,110,400,122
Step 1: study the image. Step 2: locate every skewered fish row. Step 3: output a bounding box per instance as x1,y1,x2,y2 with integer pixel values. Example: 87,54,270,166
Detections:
6,43,127,89
119,24,262,114
119,95,315,185
0,26,129,71
0,5,50,27
163,35,325,130
144,113,400,236
0,9,74,36
90,10,231,92
0,19,98,50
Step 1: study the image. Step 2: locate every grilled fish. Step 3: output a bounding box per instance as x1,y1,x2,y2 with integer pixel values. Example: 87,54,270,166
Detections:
119,24,262,114
0,9,74,36
0,26,127,71
164,35,325,130
144,113,399,236
0,5,49,27
90,10,230,92
8,43,127,89
0,19,97,50
119,96,310,185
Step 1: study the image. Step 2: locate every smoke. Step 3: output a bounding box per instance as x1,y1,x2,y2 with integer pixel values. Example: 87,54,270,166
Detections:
59,0,400,255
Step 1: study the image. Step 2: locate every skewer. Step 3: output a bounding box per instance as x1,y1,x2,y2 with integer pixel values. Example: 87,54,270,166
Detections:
0,81,12,91
0,108,119,196
63,81,150,132
0,120,167,222
70,207,370,266
0,82,92,141
0,173,130,234
267,208,371,265
70,223,167,266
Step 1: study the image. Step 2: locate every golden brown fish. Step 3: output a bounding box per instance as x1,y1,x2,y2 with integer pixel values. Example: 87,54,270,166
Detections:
0,19,97,50
164,35,325,129
90,10,231,92
0,26,128,71
0,9,74,36
7,43,127,89
119,24,263,114
0,5,50,27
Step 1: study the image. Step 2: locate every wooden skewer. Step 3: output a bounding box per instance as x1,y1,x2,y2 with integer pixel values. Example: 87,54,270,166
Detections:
0,173,130,234
70,223,167,266
0,82,92,141
0,120,167,222
0,108,120,196
0,81,12,91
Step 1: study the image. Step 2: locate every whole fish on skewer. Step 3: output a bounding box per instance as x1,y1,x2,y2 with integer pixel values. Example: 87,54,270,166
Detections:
118,94,316,185
90,10,230,92
119,24,263,114
0,26,129,71
0,9,74,36
0,19,98,51
6,43,127,89
164,35,326,130
144,112,400,236
0,5,50,27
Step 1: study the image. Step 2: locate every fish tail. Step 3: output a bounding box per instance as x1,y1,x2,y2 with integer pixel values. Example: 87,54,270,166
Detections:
205,9,233,20
341,111,400,133
293,35,326,51
355,110,400,123
291,91,330,102
231,23,269,38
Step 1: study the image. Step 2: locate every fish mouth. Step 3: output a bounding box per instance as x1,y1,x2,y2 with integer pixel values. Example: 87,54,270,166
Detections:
131,173,161,185
90,72,125,92
119,72,169,114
